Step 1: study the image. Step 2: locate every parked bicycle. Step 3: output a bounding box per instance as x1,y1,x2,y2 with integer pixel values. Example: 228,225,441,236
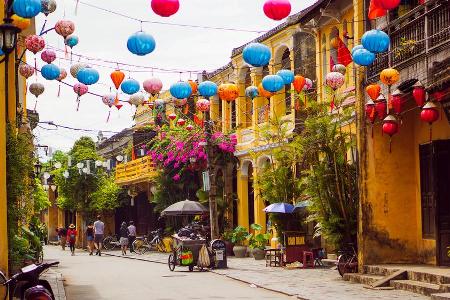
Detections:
337,243,358,276
102,235,121,251
132,229,167,255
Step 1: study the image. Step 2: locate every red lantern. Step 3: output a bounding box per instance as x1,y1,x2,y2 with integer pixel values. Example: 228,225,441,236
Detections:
177,118,186,126
412,81,426,107
421,102,439,141
151,0,179,17
168,113,177,120
375,95,387,120
391,89,403,114
365,99,377,123
186,124,193,131
382,115,399,153
263,0,291,21
432,90,446,102
378,0,401,10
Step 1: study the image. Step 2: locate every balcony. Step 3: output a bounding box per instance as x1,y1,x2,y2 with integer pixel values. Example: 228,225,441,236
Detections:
115,156,158,186
367,0,450,82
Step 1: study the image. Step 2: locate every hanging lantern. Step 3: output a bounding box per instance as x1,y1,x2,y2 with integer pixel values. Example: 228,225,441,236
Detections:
378,0,401,10
41,63,60,80
186,124,194,131
365,84,381,101
57,68,67,81
352,48,376,66
154,99,165,109
25,35,45,54
41,0,57,16
188,80,198,94
129,93,146,106
127,31,156,56
148,101,155,109
111,70,125,90
380,68,400,86
351,45,364,55
245,86,259,100
218,83,239,102
263,0,291,21
70,63,88,78
121,79,140,95
170,81,192,99
382,115,399,152
177,118,186,126
55,20,75,38
391,89,403,114
243,43,271,67
198,81,218,99
102,94,116,107
412,81,426,107
151,0,180,17
19,64,34,79
65,35,79,49
332,64,347,76
168,113,177,120
13,0,41,18
262,75,284,93
73,83,88,111
365,99,377,123
173,98,187,107
143,78,163,95
375,94,387,120
40,49,56,64
421,102,439,141
276,69,295,85
362,29,390,53
196,98,210,112
12,15,31,30
293,75,306,93
303,78,313,90
258,83,273,98
77,67,100,85
29,82,44,98
326,72,345,90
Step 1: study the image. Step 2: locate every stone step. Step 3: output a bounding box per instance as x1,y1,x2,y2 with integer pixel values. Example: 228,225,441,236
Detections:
343,273,384,286
390,280,441,296
432,293,450,300
363,265,400,276
408,271,450,285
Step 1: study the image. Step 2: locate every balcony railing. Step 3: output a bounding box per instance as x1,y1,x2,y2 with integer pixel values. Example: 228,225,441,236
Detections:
367,0,450,82
115,156,157,185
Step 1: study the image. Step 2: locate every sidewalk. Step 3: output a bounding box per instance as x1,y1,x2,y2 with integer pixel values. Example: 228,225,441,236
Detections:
103,250,427,300
40,266,66,300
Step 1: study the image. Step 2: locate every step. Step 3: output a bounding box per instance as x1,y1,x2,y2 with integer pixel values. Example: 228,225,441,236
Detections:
432,293,450,300
344,273,384,286
363,265,400,276
408,270,450,285
391,280,441,296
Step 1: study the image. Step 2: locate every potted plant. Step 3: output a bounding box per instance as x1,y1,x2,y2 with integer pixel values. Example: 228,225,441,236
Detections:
231,226,249,258
221,229,234,256
247,224,271,260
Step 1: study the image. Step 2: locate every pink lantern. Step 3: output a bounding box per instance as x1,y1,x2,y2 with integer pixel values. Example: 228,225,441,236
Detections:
263,0,291,21
177,118,186,126
326,72,345,90
143,78,163,95
196,99,210,112
41,49,56,64
151,0,180,17
55,20,75,38
168,113,177,120
102,94,116,107
19,64,34,79
303,78,313,90
73,83,88,111
25,35,45,54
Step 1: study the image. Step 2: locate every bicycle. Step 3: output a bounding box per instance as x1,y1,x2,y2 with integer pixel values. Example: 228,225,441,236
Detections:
103,235,121,251
337,243,358,277
133,229,167,255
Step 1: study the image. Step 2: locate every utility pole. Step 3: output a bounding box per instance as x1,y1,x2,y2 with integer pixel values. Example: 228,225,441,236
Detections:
205,115,219,240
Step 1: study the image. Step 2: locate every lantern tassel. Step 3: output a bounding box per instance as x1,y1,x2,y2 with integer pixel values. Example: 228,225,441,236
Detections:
57,84,61,97
34,57,37,76
75,0,79,15
76,97,80,111
330,94,335,112
34,99,38,111
429,125,433,142
389,137,392,153
371,126,374,138
106,110,111,123
65,45,69,59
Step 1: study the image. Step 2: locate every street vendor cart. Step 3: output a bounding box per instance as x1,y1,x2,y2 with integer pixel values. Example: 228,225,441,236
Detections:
168,234,207,272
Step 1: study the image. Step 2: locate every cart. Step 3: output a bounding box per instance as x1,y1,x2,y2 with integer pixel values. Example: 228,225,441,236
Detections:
168,234,207,272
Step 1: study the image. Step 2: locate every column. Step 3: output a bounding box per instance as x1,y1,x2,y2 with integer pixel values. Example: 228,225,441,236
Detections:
236,166,249,230
252,166,266,232
47,190,59,243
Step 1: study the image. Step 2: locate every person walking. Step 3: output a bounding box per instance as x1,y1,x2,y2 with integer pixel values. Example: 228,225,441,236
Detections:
127,221,137,253
58,227,67,251
93,215,105,256
119,222,129,255
86,222,95,255
67,224,77,256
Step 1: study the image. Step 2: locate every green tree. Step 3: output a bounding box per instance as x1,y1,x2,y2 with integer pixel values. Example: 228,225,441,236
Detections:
32,178,51,212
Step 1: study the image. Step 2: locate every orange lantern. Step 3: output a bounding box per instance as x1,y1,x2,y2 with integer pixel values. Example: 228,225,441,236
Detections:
188,80,198,94
110,70,125,90
366,84,381,101
12,15,30,30
258,83,273,98
218,83,239,102
330,37,340,49
380,68,400,86
293,75,306,93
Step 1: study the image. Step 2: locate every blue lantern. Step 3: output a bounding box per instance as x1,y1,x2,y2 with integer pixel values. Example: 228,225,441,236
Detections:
351,45,364,55
77,67,99,85
262,75,284,93
65,35,79,48
276,69,294,85
362,29,390,53
170,82,192,99
121,79,140,95
198,81,218,98
245,86,259,100
243,43,271,67
41,63,60,80
352,48,376,66
0,49,4,56
13,0,42,18
127,31,156,56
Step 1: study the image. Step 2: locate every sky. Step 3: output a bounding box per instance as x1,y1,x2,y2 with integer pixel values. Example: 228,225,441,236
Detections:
31,0,316,159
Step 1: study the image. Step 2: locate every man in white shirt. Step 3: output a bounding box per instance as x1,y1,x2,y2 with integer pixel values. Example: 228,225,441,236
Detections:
93,215,105,256
127,221,137,253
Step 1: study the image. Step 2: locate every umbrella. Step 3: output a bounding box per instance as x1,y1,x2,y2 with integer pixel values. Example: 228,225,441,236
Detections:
294,200,311,211
161,199,208,216
263,203,295,214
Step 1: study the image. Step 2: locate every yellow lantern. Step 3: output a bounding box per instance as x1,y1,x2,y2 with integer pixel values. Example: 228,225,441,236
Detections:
218,83,239,102
12,15,31,30
380,68,400,86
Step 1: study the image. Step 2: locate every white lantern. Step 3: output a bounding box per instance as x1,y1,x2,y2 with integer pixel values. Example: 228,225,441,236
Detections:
54,162,62,169
76,162,84,169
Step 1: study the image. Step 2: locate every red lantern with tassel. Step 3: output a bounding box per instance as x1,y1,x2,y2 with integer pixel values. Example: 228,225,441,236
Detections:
375,94,387,120
177,118,186,126
186,124,193,131
168,113,177,121
420,102,439,141
382,115,399,153
412,81,426,107
365,99,377,138
391,89,403,114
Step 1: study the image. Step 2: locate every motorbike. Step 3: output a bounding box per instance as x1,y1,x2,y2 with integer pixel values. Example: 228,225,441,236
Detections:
0,261,59,300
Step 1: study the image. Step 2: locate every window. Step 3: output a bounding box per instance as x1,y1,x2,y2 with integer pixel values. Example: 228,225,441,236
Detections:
281,49,292,115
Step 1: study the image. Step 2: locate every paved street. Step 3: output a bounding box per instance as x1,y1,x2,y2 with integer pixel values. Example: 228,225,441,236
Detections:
44,246,291,300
